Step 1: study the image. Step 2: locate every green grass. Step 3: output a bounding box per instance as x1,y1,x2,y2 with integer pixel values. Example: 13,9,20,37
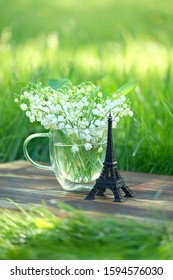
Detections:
0,0,173,174
0,204,172,260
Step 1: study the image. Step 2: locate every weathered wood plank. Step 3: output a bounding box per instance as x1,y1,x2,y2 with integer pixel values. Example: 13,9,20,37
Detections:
0,161,172,222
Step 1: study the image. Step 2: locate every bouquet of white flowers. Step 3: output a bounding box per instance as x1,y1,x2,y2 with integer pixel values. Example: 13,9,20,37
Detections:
15,79,137,191
15,79,136,149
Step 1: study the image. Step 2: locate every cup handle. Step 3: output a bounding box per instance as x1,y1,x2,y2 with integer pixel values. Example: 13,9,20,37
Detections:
23,133,53,171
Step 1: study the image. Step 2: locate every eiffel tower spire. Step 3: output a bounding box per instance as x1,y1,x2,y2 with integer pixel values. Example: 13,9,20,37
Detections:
104,113,116,165
85,112,135,202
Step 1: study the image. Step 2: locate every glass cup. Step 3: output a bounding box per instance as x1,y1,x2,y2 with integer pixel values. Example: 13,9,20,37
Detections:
23,127,107,191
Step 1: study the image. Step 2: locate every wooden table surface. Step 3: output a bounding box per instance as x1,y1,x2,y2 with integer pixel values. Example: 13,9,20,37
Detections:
0,161,173,222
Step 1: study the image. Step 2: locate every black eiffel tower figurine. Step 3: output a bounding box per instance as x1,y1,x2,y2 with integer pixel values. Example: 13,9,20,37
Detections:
84,113,135,202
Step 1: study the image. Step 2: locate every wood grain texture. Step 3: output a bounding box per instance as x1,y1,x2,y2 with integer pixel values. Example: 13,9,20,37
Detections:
0,161,172,222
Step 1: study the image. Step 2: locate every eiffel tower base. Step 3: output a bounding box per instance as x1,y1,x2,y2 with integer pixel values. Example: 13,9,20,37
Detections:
84,179,135,203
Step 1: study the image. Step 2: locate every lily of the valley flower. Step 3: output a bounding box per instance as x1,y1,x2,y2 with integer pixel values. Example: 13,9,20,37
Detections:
71,144,79,153
84,143,92,151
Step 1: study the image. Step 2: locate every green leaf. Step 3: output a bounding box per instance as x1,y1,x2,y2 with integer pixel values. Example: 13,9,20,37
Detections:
17,82,28,86
48,78,71,90
113,80,138,99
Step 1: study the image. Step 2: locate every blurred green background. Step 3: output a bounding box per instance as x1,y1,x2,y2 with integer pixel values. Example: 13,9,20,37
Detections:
0,0,173,174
